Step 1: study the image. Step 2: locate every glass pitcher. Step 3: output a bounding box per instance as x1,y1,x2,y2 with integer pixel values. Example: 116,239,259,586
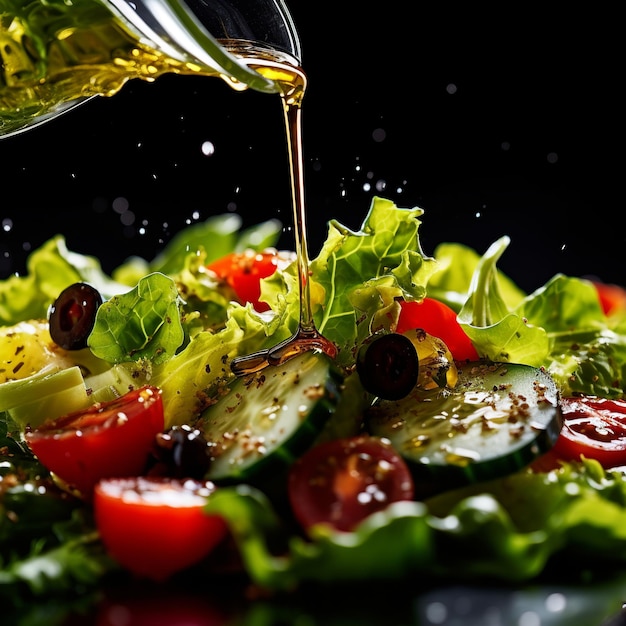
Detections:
0,0,302,138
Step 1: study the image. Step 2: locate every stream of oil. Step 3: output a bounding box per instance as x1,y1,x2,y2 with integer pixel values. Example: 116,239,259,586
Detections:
228,59,338,375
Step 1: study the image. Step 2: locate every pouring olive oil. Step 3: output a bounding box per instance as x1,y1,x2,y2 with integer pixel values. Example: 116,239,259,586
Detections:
0,0,337,372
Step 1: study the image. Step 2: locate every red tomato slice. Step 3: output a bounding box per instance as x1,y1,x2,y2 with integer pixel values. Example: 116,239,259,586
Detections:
94,476,228,582
206,249,295,312
592,280,626,316
25,386,164,497
288,435,414,533
396,298,479,362
533,396,626,470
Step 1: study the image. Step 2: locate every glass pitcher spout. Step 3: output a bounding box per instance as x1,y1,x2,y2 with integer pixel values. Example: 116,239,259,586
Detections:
184,0,301,61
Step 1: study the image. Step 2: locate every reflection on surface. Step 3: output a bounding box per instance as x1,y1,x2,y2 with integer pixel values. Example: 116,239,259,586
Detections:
416,583,626,626
54,570,626,626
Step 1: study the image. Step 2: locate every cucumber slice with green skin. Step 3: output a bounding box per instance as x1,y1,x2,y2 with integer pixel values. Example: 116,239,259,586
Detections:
202,351,343,485
366,360,562,494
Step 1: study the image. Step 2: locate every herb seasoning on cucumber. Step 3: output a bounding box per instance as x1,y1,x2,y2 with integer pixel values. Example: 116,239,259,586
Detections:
366,360,562,495
202,351,343,486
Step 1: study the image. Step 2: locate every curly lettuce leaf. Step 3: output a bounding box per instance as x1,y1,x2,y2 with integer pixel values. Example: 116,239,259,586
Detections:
203,486,435,591
169,247,238,339
309,197,438,364
425,458,626,565
519,274,606,332
1,530,110,595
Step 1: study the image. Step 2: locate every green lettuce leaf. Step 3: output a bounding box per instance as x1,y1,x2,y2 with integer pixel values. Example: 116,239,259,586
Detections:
457,236,550,366
309,197,438,365
149,316,247,427
427,239,526,311
88,272,184,365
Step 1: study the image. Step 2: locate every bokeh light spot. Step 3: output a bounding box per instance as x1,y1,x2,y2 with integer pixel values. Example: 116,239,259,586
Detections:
113,197,129,214
372,128,386,142
201,141,215,156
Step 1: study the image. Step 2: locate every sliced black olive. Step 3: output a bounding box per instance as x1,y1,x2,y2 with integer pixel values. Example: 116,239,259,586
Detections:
151,425,212,479
356,333,419,400
48,282,103,350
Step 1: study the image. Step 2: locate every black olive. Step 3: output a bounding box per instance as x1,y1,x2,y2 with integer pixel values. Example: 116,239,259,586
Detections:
151,425,212,480
356,333,419,400
48,282,103,350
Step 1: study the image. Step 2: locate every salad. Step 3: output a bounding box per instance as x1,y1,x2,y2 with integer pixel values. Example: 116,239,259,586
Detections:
2,196,626,623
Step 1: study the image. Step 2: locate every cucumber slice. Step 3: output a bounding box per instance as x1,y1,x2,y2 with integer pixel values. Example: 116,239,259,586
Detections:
202,351,343,484
366,360,562,492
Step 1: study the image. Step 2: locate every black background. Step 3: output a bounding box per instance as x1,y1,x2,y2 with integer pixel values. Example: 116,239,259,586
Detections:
0,3,619,293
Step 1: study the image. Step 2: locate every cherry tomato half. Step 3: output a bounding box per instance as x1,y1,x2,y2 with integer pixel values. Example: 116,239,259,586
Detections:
396,298,479,362
592,281,626,316
25,386,164,497
533,396,626,470
206,249,295,312
94,476,228,582
288,435,414,533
